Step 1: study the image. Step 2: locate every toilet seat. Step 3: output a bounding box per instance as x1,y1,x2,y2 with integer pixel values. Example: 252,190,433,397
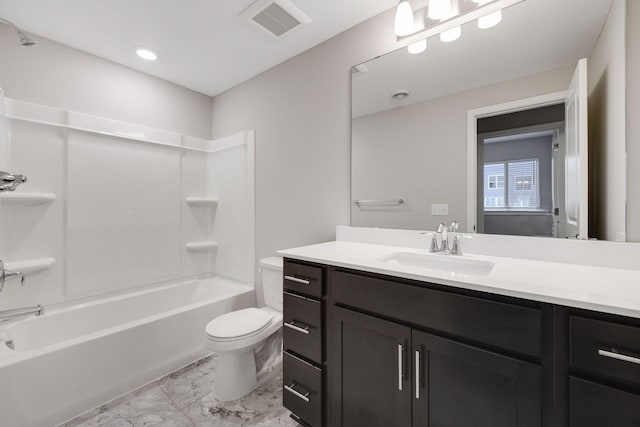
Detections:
206,308,273,341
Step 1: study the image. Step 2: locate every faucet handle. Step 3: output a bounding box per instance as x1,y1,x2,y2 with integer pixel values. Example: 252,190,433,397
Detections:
449,221,459,232
429,234,439,253
437,223,446,233
451,235,462,255
0,260,25,291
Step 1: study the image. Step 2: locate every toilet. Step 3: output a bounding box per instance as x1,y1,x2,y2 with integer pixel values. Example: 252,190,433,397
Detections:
205,257,283,401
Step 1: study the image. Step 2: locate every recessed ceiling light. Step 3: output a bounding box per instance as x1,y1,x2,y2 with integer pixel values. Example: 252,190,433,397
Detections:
136,48,158,61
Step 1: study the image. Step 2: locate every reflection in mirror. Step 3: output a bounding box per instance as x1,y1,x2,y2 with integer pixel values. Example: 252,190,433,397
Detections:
351,0,627,241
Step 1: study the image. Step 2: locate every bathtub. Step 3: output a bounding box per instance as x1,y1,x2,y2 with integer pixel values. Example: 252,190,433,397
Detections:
0,277,254,426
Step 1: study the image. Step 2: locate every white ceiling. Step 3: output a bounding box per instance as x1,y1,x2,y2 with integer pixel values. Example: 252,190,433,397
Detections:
353,0,614,118
0,0,398,96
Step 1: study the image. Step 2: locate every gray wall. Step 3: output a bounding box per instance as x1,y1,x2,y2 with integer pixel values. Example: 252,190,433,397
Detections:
0,27,212,138
483,135,554,237
627,0,640,242
210,9,402,303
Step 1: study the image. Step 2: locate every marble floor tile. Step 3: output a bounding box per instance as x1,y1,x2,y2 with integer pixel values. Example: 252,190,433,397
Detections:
63,355,296,427
63,385,194,427
179,375,283,427
157,355,218,406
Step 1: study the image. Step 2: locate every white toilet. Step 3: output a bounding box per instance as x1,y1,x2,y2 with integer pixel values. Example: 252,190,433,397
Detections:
205,257,283,401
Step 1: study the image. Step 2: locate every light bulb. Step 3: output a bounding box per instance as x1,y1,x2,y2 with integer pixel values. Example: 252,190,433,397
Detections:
440,25,461,42
136,48,158,61
394,1,415,36
478,10,502,29
408,39,427,54
428,0,452,20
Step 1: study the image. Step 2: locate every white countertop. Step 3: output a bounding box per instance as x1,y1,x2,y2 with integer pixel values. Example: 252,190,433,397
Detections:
278,240,640,319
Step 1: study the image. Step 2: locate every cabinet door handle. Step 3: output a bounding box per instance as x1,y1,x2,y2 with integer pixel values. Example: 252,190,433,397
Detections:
415,350,421,400
598,349,640,365
285,383,310,403
398,344,404,391
284,275,310,285
284,321,310,335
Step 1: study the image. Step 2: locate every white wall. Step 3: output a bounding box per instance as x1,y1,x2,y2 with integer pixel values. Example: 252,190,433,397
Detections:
352,67,573,232
627,0,640,242
587,0,627,241
0,27,212,139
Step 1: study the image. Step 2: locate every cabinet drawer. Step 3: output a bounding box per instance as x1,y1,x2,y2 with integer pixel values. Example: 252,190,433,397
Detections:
569,377,640,427
284,260,323,298
331,270,542,358
570,316,640,386
283,351,322,427
284,291,322,363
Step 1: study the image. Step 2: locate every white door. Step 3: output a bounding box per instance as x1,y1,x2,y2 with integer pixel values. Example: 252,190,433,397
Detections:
564,58,588,239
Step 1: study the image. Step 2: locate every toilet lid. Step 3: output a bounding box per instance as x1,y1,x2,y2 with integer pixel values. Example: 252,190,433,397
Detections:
206,308,274,340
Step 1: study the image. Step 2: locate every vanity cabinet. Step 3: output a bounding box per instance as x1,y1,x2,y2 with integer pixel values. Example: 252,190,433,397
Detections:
282,259,327,427
328,270,543,427
567,314,640,427
282,257,640,427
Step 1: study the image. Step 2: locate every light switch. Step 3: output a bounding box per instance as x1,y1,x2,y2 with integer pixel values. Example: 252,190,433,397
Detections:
431,204,448,216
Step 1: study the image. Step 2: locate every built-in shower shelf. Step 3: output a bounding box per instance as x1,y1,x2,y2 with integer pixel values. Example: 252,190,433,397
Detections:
185,241,219,252
185,197,218,207
0,192,56,206
4,258,56,274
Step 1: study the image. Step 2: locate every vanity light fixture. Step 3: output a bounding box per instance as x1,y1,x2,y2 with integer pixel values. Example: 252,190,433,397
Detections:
440,25,461,42
477,10,503,28
428,0,452,21
394,0,524,50
473,0,503,29
394,1,415,36
408,13,427,54
439,3,461,43
135,48,158,61
408,39,427,54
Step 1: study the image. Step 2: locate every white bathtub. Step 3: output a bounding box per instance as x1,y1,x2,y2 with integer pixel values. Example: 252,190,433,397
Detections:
0,277,254,426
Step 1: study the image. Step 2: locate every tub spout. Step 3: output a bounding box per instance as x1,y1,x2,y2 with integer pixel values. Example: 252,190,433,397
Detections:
0,305,44,324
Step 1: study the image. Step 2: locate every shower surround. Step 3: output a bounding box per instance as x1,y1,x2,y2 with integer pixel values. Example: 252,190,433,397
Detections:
0,89,257,426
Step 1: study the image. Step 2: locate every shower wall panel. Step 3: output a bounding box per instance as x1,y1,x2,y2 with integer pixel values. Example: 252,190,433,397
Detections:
66,132,182,298
0,95,254,310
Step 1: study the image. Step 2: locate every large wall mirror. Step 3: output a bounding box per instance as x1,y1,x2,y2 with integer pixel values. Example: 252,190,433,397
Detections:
351,0,627,241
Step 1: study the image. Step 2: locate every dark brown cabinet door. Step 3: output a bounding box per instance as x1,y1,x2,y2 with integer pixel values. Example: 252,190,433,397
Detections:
412,330,542,427
328,306,412,427
569,377,640,427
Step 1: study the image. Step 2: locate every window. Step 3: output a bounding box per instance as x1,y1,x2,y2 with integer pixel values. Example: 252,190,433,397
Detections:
487,175,504,190
484,159,539,211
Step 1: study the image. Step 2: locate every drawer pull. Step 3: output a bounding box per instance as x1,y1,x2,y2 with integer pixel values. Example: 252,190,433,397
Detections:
284,321,310,335
285,383,310,403
285,275,311,285
398,344,404,391
598,349,640,365
415,350,421,400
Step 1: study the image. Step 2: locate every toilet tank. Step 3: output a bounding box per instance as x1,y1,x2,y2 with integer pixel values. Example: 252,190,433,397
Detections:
260,257,283,311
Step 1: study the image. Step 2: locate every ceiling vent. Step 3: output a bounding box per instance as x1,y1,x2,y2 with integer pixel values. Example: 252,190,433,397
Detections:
241,0,311,38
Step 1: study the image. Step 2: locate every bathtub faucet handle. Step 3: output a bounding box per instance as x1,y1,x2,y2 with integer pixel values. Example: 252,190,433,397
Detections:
0,260,25,292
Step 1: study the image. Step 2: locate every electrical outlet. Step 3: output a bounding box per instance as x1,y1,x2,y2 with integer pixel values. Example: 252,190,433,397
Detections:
431,204,448,216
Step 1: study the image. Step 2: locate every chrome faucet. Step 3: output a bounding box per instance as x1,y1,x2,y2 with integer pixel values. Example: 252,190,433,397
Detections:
429,221,462,255
0,305,44,324
0,171,27,192
0,260,25,292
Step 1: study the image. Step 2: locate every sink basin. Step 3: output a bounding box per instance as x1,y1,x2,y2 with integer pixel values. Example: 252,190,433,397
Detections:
379,252,494,276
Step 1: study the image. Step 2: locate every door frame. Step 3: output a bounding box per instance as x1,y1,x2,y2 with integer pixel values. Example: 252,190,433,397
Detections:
466,91,567,232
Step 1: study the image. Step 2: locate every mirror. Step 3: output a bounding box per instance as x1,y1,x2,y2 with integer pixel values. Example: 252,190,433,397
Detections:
351,0,627,241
